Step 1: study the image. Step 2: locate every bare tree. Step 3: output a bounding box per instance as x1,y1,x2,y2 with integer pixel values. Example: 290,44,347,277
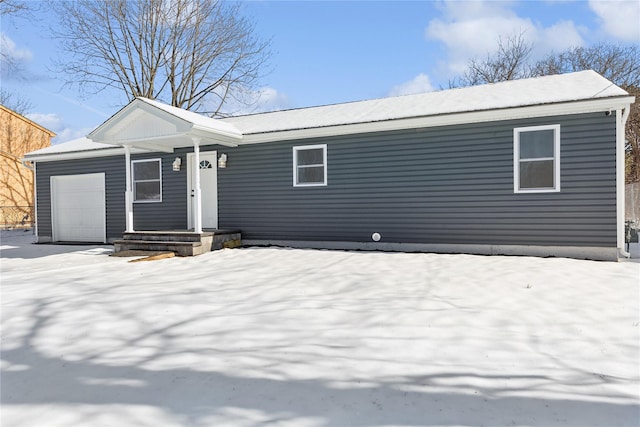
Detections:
533,43,640,87
534,43,640,182
455,36,639,183
0,89,33,114
451,33,534,87
1,0,37,111
0,0,29,16
51,0,270,116
1,0,30,72
625,85,640,183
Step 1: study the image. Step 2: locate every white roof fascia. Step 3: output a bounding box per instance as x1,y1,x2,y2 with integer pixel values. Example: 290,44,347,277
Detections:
190,126,241,146
137,98,242,136
89,98,242,150
239,95,635,145
96,129,240,150
119,140,176,153
88,101,145,142
223,70,629,136
26,95,634,161
23,146,150,162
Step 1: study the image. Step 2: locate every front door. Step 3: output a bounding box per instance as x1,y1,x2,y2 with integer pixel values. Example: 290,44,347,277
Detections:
187,151,218,229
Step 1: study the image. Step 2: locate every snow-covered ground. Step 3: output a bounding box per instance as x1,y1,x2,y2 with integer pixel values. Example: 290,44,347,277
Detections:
1,229,639,427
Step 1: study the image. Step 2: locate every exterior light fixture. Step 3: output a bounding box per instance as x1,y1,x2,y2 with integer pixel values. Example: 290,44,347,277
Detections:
218,153,227,169
172,157,182,171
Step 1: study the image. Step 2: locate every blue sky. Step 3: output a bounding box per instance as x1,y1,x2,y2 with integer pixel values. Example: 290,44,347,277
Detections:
1,0,639,144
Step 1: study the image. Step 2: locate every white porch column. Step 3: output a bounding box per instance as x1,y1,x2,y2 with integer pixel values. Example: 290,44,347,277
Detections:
192,137,203,233
616,108,631,255
124,144,134,232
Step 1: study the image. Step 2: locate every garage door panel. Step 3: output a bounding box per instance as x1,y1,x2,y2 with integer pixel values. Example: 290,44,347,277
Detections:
51,173,106,243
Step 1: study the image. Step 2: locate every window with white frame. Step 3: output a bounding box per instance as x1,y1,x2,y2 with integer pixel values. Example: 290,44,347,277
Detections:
132,159,162,202
514,124,560,193
293,144,327,187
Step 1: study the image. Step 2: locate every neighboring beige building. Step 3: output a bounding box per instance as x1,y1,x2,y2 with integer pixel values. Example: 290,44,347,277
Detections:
1,104,55,227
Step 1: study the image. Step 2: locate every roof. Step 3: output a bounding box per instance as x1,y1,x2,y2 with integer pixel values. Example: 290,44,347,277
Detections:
0,104,56,137
24,70,634,160
25,137,113,156
137,98,242,137
221,70,629,135
24,137,150,161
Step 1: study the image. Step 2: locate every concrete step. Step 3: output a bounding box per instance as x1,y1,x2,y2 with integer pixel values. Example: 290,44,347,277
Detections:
113,230,241,256
113,240,207,257
122,231,213,242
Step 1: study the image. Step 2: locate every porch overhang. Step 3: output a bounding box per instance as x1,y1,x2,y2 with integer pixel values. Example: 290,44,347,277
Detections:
87,97,243,152
86,97,242,235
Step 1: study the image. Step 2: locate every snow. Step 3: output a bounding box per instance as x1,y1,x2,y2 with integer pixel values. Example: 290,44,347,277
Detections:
24,70,632,160
24,137,115,156
136,98,243,138
1,229,639,427
222,70,629,135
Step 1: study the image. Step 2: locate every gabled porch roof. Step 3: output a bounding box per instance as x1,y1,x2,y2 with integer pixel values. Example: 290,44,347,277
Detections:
88,98,243,153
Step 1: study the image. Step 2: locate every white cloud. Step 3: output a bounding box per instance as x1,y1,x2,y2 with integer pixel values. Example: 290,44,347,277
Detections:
588,0,640,42
26,112,93,143
210,85,290,116
425,0,586,75
0,33,33,79
251,87,290,113
537,20,585,53
389,73,435,97
25,113,62,131
52,127,94,144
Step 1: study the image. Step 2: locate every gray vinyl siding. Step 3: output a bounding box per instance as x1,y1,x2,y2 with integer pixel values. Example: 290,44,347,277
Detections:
217,112,617,247
35,150,191,239
126,150,189,230
34,111,617,248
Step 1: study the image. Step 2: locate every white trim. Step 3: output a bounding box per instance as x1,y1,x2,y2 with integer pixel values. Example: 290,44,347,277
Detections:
33,161,38,238
293,144,328,187
513,124,561,193
117,140,175,153
240,96,635,145
192,137,203,233
187,151,218,230
124,146,134,232
50,176,57,242
23,145,153,162
131,158,163,203
24,147,135,162
617,108,631,254
50,173,106,243
25,97,636,163
87,98,242,150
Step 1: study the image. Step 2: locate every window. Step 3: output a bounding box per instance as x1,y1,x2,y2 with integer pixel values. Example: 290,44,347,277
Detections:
514,125,560,193
293,144,327,187
132,159,162,202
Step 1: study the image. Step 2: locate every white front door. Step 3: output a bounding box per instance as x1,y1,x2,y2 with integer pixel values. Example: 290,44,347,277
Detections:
187,151,218,229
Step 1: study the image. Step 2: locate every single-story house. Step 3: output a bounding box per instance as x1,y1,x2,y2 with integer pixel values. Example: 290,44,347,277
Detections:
23,70,635,260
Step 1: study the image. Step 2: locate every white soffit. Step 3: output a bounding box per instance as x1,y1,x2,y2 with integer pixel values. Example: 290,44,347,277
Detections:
88,98,242,149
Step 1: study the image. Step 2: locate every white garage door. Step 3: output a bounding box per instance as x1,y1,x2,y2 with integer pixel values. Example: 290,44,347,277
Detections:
51,173,106,243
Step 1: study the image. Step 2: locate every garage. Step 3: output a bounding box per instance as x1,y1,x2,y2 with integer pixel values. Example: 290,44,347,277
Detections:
50,173,106,243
